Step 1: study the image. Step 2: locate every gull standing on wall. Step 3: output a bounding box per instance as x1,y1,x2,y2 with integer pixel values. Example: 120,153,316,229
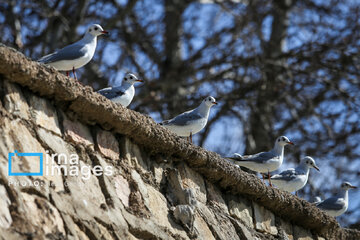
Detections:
38,24,109,80
227,136,294,186
316,182,357,217
97,73,143,107
160,96,217,143
270,156,319,194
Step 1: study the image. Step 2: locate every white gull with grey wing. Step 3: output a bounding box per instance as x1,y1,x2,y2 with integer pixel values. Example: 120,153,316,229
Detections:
270,156,319,192
97,73,143,107
38,24,108,78
316,182,357,217
160,96,217,137
227,136,294,173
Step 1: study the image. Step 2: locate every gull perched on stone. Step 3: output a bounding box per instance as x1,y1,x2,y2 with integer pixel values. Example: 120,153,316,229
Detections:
38,24,108,80
270,156,319,194
159,96,217,142
227,136,294,186
316,182,357,217
97,73,143,107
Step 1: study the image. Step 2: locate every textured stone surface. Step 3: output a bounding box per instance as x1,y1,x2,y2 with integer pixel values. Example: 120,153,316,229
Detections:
96,129,119,160
229,195,254,228
28,94,61,135
21,192,65,236
0,45,358,240
0,185,12,229
1,81,30,120
254,202,278,235
293,225,314,240
114,175,131,207
178,163,207,204
63,115,94,148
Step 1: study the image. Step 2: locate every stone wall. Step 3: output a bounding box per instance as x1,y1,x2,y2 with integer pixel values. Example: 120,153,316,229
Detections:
0,44,359,239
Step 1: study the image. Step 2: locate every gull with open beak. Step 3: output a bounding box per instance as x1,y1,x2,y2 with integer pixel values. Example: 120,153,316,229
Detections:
227,136,294,186
38,24,109,80
98,73,143,107
160,96,217,143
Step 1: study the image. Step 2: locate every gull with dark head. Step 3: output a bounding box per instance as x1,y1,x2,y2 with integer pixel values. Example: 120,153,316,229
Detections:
160,96,217,142
38,24,109,80
227,136,294,186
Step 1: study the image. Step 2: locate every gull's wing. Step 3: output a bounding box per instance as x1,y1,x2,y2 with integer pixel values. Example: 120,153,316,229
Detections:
317,197,345,211
98,87,125,99
236,151,277,164
161,110,202,126
271,168,298,181
38,42,87,63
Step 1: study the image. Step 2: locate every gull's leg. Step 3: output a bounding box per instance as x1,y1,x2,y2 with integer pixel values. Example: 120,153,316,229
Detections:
261,173,265,183
190,132,193,143
72,67,77,80
66,71,69,77
268,170,272,187
295,192,298,197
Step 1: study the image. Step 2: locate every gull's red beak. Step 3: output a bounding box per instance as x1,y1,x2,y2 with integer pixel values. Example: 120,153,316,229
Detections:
350,186,357,189
101,30,109,35
136,79,144,82
213,102,218,105
287,141,294,145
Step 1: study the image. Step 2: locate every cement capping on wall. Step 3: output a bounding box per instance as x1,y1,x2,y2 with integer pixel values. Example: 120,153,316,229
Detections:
0,44,358,239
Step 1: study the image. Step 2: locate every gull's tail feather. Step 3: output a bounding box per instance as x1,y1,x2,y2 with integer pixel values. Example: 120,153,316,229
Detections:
225,153,245,166
226,153,244,161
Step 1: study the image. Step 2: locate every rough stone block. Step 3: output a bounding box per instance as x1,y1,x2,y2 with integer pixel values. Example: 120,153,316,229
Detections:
0,185,12,229
197,202,240,240
193,214,216,240
28,94,61,135
178,163,207,204
122,137,149,173
114,175,131,207
278,217,294,240
206,181,228,213
228,195,254,229
293,225,314,240
96,129,119,160
21,192,65,236
253,202,278,235
63,116,94,149
2,81,30,119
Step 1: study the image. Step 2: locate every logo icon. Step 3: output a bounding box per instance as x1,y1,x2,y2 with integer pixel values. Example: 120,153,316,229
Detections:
8,150,43,176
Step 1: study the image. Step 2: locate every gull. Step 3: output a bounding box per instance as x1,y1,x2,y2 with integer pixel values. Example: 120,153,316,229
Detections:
313,196,322,204
38,24,108,80
270,156,319,194
159,96,217,142
316,182,357,217
97,73,143,107
227,136,294,186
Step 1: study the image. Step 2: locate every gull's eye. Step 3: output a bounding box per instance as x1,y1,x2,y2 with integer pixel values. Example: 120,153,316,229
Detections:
278,139,280,142
94,27,98,31
130,76,133,79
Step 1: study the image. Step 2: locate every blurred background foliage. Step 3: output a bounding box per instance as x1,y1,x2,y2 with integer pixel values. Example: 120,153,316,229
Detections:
1,0,359,227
